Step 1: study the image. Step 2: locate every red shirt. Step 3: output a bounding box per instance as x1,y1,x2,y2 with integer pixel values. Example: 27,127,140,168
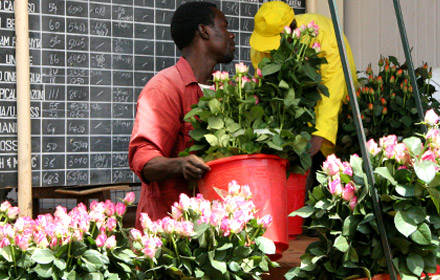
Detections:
129,57,202,228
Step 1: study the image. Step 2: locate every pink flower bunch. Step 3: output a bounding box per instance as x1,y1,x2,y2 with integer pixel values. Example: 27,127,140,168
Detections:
0,192,135,253
283,20,319,39
322,154,358,210
132,182,272,260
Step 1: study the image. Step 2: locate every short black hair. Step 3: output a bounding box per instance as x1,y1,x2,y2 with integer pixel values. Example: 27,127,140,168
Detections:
171,2,217,50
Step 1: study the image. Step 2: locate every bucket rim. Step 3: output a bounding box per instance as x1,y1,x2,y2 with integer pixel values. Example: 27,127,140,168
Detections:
205,153,288,167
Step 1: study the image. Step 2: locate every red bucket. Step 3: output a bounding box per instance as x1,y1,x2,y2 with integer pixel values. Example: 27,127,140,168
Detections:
198,154,289,261
287,171,309,239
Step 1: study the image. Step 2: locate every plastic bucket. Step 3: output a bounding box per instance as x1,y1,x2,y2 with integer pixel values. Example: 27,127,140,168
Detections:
198,154,289,261
286,171,309,239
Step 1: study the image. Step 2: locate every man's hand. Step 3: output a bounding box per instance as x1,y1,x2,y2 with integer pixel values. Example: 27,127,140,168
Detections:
309,135,324,157
142,155,210,182
181,155,211,181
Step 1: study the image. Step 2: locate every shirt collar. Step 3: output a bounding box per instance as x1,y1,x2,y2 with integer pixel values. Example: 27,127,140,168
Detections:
176,57,198,86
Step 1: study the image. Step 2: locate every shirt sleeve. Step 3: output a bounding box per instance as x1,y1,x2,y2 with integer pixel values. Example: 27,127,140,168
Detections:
129,81,182,184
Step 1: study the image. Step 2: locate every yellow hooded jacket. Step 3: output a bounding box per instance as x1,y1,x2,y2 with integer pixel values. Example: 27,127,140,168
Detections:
251,13,358,157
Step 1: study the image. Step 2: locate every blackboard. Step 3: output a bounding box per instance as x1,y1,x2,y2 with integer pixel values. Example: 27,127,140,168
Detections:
0,0,305,188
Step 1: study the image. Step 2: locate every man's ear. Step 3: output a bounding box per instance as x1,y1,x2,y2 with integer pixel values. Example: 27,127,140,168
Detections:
198,24,210,40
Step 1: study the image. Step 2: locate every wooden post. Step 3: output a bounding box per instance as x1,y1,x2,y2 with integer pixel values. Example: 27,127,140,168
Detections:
15,0,33,217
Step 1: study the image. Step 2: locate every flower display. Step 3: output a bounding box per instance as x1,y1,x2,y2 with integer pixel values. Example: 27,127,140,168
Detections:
337,55,439,159
287,110,440,279
0,192,137,279
131,181,277,279
0,185,275,279
181,21,327,174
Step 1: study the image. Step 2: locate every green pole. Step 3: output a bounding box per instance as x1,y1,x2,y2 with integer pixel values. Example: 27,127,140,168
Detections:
327,1,398,279
392,0,426,131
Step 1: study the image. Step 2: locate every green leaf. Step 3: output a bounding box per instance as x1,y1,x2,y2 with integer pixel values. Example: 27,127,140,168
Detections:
261,63,281,76
255,236,276,255
342,216,361,237
334,235,349,252
406,207,426,224
228,261,240,272
410,223,432,245
208,99,222,114
217,243,233,251
374,167,398,185
394,211,417,237
403,137,423,156
81,250,107,271
34,263,53,278
184,108,203,120
406,253,424,276
290,205,314,218
208,251,227,274
226,122,241,133
54,258,66,270
395,184,415,197
299,253,317,272
207,117,224,130
31,248,55,264
204,134,219,146
0,246,12,262
278,79,289,89
414,160,436,184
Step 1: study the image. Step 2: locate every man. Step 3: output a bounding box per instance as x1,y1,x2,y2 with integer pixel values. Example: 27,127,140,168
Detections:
129,2,236,229
250,1,358,161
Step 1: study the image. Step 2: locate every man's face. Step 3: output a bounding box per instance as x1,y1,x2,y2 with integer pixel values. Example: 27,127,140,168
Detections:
208,8,236,64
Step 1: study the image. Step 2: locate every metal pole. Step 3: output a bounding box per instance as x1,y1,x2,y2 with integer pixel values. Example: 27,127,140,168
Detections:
327,1,398,279
15,0,33,217
392,0,425,129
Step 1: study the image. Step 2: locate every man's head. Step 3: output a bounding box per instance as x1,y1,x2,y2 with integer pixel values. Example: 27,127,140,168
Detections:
250,1,295,53
171,2,217,50
171,1,235,64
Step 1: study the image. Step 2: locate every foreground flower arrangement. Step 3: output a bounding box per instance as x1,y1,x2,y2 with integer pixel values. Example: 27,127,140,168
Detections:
0,193,136,279
0,183,276,279
288,110,440,279
181,21,327,174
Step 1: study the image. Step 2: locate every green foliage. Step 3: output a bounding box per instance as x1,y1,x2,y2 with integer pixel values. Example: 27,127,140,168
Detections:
287,121,440,279
337,55,439,159
181,27,327,174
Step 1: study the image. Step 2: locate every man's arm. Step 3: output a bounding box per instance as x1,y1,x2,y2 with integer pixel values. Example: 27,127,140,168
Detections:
142,155,210,182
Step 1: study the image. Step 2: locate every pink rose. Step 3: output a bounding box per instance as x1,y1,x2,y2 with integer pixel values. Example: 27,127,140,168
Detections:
130,228,143,241
7,206,19,220
366,139,380,156
422,149,436,163
115,202,126,216
235,62,248,74
105,235,117,250
379,135,397,149
323,154,343,176
342,183,355,201
425,109,439,125
328,175,343,196
311,42,321,53
123,192,135,205
349,196,358,211
95,233,107,247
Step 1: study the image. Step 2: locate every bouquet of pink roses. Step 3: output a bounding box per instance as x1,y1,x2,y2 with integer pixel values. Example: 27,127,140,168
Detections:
130,181,278,280
0,193,136,279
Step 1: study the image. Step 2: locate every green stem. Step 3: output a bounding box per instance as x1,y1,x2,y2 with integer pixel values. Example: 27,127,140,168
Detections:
66,238,73,270
11,245,18,276
170,234,180,262
249,227,261,243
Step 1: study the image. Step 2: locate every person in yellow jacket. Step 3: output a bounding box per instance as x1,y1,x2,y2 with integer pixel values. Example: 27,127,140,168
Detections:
250,1,358,159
